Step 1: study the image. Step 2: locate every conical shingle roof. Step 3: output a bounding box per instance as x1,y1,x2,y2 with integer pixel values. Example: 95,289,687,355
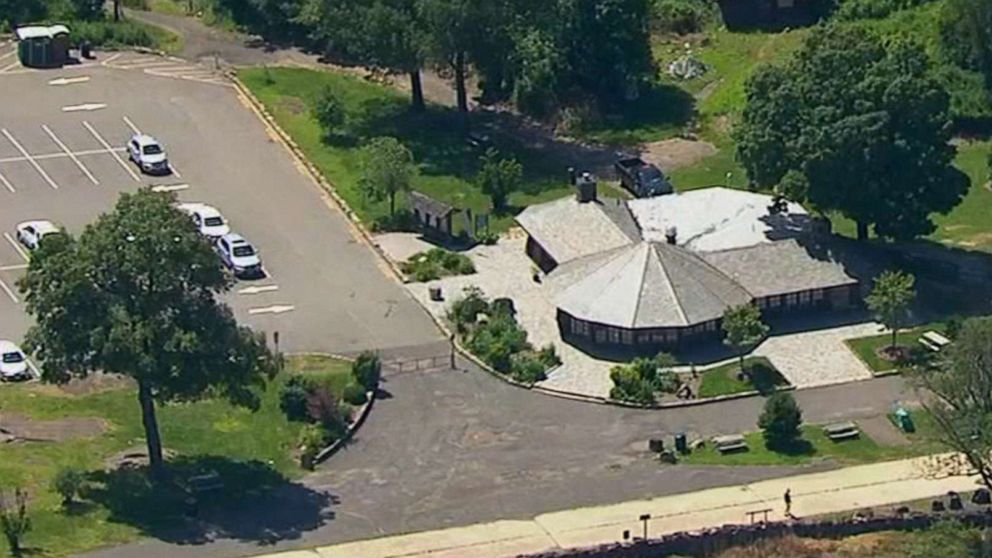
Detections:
554,242,752,329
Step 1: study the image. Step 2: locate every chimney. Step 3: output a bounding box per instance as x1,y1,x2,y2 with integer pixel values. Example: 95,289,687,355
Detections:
576,172,597,203
665,226,677,245
567,166,577,186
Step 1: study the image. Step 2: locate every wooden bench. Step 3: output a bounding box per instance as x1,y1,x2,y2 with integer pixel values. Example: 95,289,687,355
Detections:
713,434,748,453
746,508,773,524
918,331,951,353
823,421,860,441
187,471,224,495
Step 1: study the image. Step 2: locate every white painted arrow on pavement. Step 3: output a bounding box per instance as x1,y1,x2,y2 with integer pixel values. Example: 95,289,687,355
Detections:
49,76,91,86
248,304,295,315
151,183,190,193
62,103,107,112
239,285,280,295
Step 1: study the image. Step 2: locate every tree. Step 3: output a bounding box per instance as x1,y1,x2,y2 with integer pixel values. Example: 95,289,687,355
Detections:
358,136,416,218
722,304,769,375
0,488,30,557
18,189,277,475
915,317,992,492
735,24,968,241
865,270,916,349
476,148,523,212
52,468,84,508
352,351,381,391
940,0,992,91
758,392,802,450
71,0,105,20
0,0,46,28
419,0,477,113
312,85,345,138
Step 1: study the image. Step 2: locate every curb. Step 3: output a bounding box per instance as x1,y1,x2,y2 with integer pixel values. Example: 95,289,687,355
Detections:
315,388,375,464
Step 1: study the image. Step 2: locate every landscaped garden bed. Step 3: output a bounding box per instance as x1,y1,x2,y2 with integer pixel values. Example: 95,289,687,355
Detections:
401,248,476,282
845,324,948,374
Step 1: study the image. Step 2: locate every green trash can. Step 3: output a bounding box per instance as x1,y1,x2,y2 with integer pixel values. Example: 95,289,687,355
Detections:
895,408,915,433
674,432,688,453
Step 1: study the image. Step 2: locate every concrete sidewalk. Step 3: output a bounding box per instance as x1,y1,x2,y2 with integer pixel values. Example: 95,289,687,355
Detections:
253,454,980,558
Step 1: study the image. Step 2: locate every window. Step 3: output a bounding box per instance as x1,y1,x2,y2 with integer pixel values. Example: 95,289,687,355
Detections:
594,328,606,343
652,332,667,343
812,289,824,301
204,216,224,227
705,321,717,332
233,245,255,257
571,319,589,336
142,144,163,155
785,293,799,306
2,352,24,364
621,330,633,345
756,298,767,309
608,328,621,344
666,330,678,343
798,291,811,304
769,296,781,308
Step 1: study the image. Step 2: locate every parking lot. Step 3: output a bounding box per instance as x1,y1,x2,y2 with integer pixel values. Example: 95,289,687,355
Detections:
0,42,443,364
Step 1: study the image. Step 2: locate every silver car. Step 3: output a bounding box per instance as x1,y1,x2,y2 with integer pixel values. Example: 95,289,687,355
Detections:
127,133,170,175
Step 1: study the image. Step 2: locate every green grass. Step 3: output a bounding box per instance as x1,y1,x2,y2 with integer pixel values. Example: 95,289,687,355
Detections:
697,357,788,398
239,67,628,234
931,141,992,250
681,421,938,467
0,354,350,558
845,323,947,373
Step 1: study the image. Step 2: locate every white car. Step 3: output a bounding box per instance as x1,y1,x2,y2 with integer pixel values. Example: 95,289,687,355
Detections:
15,220,60,251
177,203,230,240
0,340,30,382
216,233,262,278
127,133,170,175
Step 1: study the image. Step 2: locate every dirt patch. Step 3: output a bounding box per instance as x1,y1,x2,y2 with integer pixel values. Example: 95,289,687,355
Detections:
0,413,109,443
105,446,179,471
276,96,308,116
875,345,911,364
30,374,134,397
857,415,909,447
640,138,717,171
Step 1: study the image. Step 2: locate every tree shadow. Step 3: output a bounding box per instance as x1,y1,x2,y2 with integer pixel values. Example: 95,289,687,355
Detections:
766,438,815,457
746,362,787,395
570,84,696,144
82,455,335,546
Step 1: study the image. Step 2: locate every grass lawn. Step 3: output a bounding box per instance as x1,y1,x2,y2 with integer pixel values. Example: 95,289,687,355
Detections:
844,323,946,374
681,418,940,467
0,354,349,558
238,67,628,234
697,356,788,398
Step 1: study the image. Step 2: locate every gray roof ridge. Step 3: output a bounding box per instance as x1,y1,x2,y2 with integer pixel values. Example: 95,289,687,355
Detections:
631,243,652,327
653,243,689,325
656,242,752,308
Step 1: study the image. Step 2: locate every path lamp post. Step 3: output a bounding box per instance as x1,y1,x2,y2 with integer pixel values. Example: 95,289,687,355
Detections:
638,513,651,540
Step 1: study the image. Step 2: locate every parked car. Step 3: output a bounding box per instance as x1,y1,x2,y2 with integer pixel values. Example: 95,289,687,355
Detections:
615,156,673,198
127,134,170,175
0,340,30,382
216,233,262,278
15,220,60,251
177,203,230,240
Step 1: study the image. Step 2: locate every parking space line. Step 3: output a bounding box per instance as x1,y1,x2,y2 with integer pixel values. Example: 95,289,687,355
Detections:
0,275,19,303
0,147,127,164
123,117,183,178
118,60,182,70
0,61,19,73
0,170,13,193
4,233,29,262
0,50,16,62
42,125,99,185
168,164,183,178
2,129,59,189
0,263,28,271
83,121,141,182
101,53,122,65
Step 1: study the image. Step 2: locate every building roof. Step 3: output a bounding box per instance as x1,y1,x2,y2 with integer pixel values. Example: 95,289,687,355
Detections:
628,187,810,253
552,242,751,329
515,196,637,265
409,191,455,218
701,238,859,298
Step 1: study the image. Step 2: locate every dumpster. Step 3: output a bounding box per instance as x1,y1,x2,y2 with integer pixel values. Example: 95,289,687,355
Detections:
15,25,70,69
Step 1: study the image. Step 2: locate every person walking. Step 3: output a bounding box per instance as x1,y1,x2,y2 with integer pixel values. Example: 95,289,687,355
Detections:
784,488,793,518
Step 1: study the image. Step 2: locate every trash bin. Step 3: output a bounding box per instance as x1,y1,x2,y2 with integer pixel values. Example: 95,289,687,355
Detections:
648,438,664,453
674,432,688,454
895,408,915,433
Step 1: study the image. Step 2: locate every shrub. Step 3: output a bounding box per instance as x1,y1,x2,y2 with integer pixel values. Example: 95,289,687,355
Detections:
70,20,157,48
342,383,368,406
351,351,381,391
651,0,718,34
511,354,547,383
537,344,561,369
306,386,350,440
279,375,313,422
834,0,935,20
476,230,499,245
0,488,30,557
490,297,516,318
297,423,327,464
313,85,346,138
447,286,490,333
610,365,656,404
759,392,803,450
402,249,475,282
52,468,84,507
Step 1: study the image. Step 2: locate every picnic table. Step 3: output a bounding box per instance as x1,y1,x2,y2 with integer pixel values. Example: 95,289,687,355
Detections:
713,434,748,453
823,421,860,441
918,331,951,353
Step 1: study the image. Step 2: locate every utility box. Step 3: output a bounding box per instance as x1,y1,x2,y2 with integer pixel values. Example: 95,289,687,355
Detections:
16,25,70,69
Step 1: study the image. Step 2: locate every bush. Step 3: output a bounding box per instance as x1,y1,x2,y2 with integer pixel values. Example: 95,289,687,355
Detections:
306,386,350,441
834,0,935,20
313,85,346,138
537,344,561,369
510,354,547,383
758,392,803,450
279,375,313,422
476,230,499,245
468,313,530,372
52,468,84,507
651,0,718,34
351,351,380,391
297,423,327,464
70,20,157,48
401,249,475,282
610,365,656,404
342,383,368,406
447,286,490,333
491,297,516,318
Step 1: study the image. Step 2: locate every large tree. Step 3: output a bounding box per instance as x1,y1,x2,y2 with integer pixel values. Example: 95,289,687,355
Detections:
735,24,968,241
916,316,992,491
358,136,417,217
19,189,277,475
940,0,992,91
419,0,478,113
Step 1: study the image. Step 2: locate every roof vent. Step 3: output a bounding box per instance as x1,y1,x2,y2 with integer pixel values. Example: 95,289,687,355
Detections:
665,226,678,245
576,172,597,203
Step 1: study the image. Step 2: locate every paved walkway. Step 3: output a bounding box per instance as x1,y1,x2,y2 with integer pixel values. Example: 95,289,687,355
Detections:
250,454,980,558
755,321,880,388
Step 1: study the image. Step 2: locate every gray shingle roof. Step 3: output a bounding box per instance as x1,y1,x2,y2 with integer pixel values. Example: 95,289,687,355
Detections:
701,239,858,298
552,242,752,329
515,197,636,264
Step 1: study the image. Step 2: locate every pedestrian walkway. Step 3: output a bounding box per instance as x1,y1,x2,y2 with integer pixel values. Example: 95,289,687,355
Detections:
251,453,980,558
